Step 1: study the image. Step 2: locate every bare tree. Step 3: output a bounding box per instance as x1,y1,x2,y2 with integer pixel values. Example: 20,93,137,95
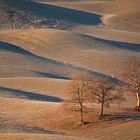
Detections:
65,72,91,124
8,11,17,30
123,57,140,110
89,77,125,119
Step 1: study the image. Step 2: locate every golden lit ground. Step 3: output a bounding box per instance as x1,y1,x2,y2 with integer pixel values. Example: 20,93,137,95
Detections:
0,77,137,107
0,134,86,140
0,97,84,139
0,29,140,80
0,95,140,140
0,77,67,99
0,0,140,140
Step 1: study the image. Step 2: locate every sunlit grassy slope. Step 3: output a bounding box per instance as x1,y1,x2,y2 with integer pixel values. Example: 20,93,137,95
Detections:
0,0,140,140
0,29,139,79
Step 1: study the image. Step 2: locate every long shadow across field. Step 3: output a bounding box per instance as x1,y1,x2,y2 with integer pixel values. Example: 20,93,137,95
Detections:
85,111,140,125
103,112,140,123
2,0,102,26
32,70,70,80
0,87,63,102
0,41,95,79
0,122,65,135
0,41,85,76
0,41,63,64
95,37,140,52
81,34,140,52
0,41,122,83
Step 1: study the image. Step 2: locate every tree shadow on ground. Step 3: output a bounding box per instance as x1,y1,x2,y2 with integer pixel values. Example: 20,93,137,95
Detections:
81,111,140,127
101,111,140,123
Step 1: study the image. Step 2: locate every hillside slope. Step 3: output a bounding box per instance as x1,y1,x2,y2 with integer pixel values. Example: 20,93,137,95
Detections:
0,0,101,30
0,29,139,79
0,0,140,140
0,40,92,78
51,0,140,32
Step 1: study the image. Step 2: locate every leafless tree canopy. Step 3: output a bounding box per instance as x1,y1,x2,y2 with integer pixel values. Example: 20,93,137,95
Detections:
89,77,125,118
65,72,92,124
65,72,125,121
123,57,140,108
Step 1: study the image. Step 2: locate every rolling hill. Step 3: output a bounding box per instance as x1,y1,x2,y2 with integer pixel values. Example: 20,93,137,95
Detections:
0,0,140,140
48,0,140,32
0,29,139,79
0,0,101,30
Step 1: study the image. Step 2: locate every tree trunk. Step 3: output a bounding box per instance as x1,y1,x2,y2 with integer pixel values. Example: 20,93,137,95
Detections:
100,101,104,117
100,94,105,118
80,103,84,124
136,92,140,107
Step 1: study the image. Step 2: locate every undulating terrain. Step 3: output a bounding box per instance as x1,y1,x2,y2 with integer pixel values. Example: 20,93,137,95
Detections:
0,0,140,140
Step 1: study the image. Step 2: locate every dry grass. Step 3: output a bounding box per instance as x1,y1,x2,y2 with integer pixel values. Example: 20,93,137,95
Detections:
0,29,139,80
0,0,140,140
0,77,67,98
0,134,85,140
0,96,139,140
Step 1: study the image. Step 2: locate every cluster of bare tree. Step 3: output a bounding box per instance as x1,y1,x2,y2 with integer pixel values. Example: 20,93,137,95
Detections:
65,73,125,124
65,57,140,124
4,8,48,30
